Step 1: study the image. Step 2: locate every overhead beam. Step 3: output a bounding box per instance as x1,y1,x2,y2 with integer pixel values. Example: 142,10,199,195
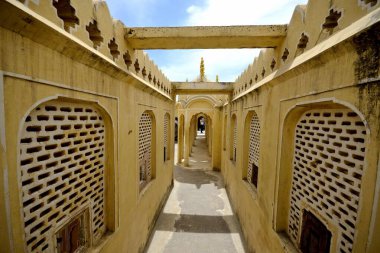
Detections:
173,82,233,95
125,25,287,49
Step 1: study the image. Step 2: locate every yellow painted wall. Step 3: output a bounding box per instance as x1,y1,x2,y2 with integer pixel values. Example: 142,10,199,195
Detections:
1,0,380,253
0,5,174,252
222,18,380,253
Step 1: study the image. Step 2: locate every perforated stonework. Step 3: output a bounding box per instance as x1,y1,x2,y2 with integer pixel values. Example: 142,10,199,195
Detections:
233,117,237,161
139,112,153,182
288,109,366,253
164,114,169,161
223,115,227,150
19,100,106,252
247,112,260,183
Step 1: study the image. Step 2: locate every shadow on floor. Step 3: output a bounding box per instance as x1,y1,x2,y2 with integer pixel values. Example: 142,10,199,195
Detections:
144,133,247,253
154,213,240,233
174,166,223,189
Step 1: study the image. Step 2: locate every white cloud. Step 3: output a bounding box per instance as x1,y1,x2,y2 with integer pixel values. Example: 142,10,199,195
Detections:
107,0,307,81
155,0,307,82
158,49,260,82
185,0,299,26
186,5,201,15
108,0,308,81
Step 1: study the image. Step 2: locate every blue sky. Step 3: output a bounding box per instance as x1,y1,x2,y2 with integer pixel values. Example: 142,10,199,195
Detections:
106,0,308,82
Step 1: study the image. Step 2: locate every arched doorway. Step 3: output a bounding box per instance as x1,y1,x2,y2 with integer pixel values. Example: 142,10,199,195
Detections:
175,116,178,143
197,116,205,134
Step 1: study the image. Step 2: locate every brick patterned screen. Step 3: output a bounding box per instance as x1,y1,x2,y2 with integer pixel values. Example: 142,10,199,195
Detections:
138,112,153,183
19,100,106,252
164,113,169,161
223,115,227,150
288,109,366,253
248,112,260,184
232,116,237,161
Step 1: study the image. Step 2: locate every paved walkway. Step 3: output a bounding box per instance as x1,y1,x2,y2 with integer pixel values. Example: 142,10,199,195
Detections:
145,133,247,253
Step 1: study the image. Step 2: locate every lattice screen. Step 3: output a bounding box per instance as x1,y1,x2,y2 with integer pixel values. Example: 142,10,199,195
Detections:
138,112,153,183
19,100,106,252
288,109,366,253
164,113,169,161
247,112,260,184
232,116,237,161
223,115,227,150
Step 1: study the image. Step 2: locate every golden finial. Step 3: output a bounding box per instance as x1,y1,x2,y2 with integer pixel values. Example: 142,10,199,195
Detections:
200,57,205,82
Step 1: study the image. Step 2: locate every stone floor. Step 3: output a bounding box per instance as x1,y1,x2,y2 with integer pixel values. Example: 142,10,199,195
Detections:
144,133,247,253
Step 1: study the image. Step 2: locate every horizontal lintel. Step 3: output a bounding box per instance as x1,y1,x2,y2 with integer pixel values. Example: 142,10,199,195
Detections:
173,82,233,95
125,25,287,49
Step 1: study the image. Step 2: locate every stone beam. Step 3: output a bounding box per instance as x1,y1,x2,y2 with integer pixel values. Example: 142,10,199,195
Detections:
173,82,233,95
125,25,287,49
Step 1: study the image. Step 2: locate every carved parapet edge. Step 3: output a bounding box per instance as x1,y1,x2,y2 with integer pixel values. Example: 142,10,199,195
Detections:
21,0,171,96
232,0,379,98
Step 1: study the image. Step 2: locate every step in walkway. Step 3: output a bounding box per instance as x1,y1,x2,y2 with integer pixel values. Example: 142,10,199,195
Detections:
145,134,247,253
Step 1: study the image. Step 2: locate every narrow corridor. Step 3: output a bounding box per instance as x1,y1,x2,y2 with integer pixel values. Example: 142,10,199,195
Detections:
145,134,247,253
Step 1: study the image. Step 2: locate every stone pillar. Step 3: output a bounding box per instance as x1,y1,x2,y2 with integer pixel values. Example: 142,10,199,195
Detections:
177,114,184,164
205,118,208,144
207,117,212,154
194,118,197,139
189,118,194,155
212,108,222,170
183,115,190,166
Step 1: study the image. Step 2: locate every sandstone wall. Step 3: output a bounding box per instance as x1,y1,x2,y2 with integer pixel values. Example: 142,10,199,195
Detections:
0,1,175,252
222,1,380,252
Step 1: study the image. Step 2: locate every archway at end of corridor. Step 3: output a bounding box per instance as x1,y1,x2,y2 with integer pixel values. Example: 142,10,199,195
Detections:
176,111,213,169
190,113,212,169
197,115,205,134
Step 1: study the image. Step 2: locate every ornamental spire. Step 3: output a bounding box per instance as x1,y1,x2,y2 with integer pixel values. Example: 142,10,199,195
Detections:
200,57,205,82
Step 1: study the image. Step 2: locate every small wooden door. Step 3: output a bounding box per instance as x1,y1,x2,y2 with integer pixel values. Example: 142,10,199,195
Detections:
300,210,331,253
58,218,81,253
251,163,258,187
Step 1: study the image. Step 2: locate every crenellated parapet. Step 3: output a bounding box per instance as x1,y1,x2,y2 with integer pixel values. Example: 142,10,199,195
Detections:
233,0,379,98
19,0,172,96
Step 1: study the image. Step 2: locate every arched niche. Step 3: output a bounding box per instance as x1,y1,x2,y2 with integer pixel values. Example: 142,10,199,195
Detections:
138,110,156,191
242,110,261,190
274,99,370,253
17,97,116,252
